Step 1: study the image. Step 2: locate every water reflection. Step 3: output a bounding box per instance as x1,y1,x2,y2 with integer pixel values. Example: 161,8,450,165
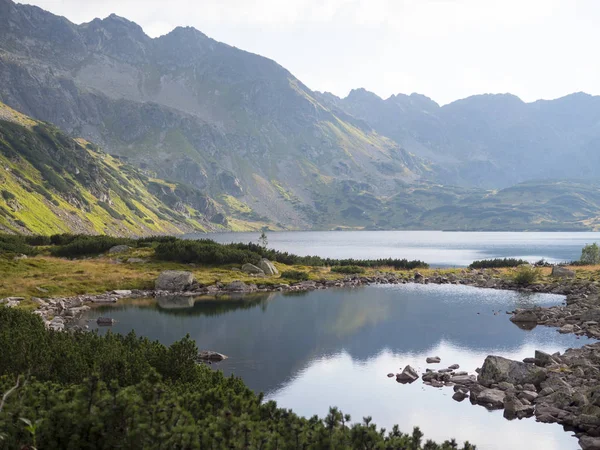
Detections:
85,284,586,449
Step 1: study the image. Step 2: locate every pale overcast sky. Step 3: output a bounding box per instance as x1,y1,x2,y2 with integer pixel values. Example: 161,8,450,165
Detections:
17,0,600,105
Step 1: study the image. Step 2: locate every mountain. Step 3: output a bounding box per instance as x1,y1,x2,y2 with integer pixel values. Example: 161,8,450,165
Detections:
1,0,600,232
0,101,234,235
0,0,430,230
319,90,600,188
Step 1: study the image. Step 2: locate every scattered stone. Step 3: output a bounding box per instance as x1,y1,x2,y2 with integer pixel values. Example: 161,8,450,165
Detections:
452,390,468,402
155,271,195,291
510,310,539,323
448,364,460,370
551,266,576,278
197,351,228,362
108,245,130,254
387,373,394,378
111,290,132,296
396,365,419,384
96,317,115,326
475,388,506,409
426,356,441,364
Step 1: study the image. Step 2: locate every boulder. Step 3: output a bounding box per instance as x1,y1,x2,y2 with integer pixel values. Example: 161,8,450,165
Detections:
241,263,265,275
452,390,468,402
448,364,460,370
155,271,195,292
257,258,279,276
580,436,600,450
504,393,535,419
475,388,506,409
96,317,115,326
478,355,547,388
225,280,257,292
108,245,130,254
551,266,576,278
510,310,539,323
426,356,441,364
396,365,419,384
197,351,228,362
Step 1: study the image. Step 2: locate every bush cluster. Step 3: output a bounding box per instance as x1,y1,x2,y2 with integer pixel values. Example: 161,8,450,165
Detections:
0,308,475,450
469,258,529,269
156,239,428,269
330,265,366,274
0,235,39,256
280,269,310,281
513,265,539,286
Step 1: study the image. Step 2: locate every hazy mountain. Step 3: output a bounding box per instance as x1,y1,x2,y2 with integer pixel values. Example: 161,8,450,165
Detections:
319,90,600,188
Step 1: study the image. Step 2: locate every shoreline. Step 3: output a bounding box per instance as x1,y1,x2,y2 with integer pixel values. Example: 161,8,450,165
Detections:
5,267,600,448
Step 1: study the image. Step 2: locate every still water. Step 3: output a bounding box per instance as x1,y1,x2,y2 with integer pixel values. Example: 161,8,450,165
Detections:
84,284,589,449
191,230,600,267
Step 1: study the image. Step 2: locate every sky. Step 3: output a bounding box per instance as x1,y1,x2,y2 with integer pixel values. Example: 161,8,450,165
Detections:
17,0,600,105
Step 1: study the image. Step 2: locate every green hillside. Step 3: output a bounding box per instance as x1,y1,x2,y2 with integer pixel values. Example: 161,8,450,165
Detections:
0,102,249,235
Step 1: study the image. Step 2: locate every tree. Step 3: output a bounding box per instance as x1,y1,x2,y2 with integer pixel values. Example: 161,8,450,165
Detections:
580,243,600,265
258,230,268,248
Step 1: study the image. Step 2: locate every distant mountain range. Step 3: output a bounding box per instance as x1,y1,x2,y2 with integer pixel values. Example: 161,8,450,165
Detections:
0,0,599,233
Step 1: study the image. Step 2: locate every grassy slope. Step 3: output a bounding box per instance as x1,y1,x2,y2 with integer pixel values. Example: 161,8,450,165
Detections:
3,249,600,305
0,102,271,235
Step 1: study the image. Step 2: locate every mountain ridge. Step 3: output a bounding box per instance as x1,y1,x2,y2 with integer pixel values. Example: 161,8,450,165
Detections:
2,0,600,231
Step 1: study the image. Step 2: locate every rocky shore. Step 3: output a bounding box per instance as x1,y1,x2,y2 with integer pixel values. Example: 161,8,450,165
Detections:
3,265,600,448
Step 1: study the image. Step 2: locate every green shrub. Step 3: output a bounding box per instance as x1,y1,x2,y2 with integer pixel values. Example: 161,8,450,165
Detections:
281,269,310,281
469,258,529,269
0,190,15,201
0,307,476,450
330,265,366,274
49,235,134,258
0,234,38,256
513,265,539,286
580,243,600,265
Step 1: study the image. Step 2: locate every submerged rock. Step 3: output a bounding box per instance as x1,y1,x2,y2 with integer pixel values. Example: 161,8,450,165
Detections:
197,351,228,362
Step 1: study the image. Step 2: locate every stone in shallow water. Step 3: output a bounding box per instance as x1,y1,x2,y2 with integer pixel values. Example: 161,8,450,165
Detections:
478,355,547,387
426,356,441,364
396,365,419,384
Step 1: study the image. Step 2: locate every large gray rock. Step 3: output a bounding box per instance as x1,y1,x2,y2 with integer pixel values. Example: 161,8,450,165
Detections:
426,356,441,364
155,271,195,292
510,310,539,323
551,266,576,278
478,355,547,387
475,388,506,409
241,263,265,275
108,245,130,254
257,258,279,276
225,280,257,292
503,393,534,419
396,365,419,384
